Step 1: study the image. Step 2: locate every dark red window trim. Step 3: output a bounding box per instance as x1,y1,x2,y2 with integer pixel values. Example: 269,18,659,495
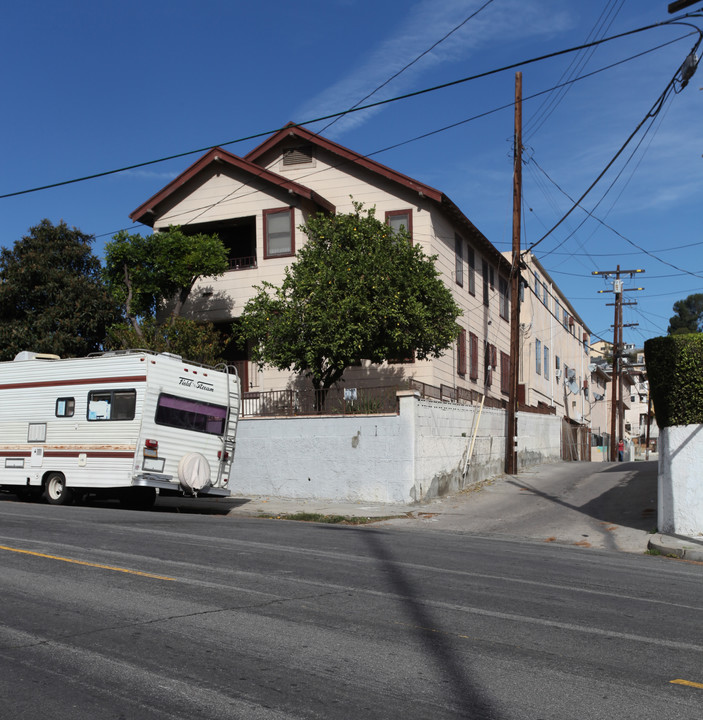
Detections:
263,207,295,259
385,209,413,242
467,246,476,296
499,275,510,321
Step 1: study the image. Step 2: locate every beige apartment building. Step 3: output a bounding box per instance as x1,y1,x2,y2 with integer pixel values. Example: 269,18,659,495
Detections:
515,253,594,426
130,123,513,400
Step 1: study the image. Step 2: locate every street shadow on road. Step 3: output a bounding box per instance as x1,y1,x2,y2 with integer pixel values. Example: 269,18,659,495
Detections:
0,492,242,516
360,528,501,719
507,461,658,532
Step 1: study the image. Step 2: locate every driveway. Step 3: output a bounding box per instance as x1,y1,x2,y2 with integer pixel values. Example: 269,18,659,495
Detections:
383,461,658,553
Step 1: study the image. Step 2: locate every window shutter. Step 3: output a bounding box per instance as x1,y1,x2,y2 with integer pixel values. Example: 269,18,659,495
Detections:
500,352,510,395
469,332,479,380
458,329,467,376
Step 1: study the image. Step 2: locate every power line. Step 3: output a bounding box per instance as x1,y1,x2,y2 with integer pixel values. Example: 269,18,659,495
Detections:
131,33,692,239
0,16,696,201
523,22,702,257
524,0,626,139
319,0,496,134
528,153,703,279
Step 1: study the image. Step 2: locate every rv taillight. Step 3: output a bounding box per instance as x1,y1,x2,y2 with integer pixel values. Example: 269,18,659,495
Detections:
218,450,229,461
145,439,158,450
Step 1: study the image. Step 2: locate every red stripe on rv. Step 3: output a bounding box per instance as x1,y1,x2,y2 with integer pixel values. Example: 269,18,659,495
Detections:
0,375,147,390
44,451,136,459
1,451,136,459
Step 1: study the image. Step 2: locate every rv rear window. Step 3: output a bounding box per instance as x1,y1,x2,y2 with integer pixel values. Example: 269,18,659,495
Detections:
155,393,228,435
87,390,137,421
56,397,75,417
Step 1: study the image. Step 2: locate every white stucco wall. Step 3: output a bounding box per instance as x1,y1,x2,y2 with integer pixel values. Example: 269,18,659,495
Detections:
230,393,562,504
517,412,562,468
658,424,703,535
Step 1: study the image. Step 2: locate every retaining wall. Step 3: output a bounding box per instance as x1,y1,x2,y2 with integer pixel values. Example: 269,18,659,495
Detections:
230,391,562,504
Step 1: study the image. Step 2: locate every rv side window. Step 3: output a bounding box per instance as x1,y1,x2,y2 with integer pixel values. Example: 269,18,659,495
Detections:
56,397,75,417
155,393,228,436
87,390,137,421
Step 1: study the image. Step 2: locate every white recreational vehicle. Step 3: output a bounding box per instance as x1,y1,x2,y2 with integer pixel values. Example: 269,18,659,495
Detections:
0,350,241,507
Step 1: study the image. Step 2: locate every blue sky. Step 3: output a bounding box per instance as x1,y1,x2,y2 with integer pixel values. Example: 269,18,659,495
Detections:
2,0,701,347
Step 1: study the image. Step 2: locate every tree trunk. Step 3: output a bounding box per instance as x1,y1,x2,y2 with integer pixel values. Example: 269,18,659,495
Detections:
123,264,143,341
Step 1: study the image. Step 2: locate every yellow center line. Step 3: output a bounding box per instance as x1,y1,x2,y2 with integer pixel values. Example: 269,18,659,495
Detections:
670,679,703,690
0,544,175,581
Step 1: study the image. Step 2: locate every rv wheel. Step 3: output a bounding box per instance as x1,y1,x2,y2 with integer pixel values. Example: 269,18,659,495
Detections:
43,473,73,506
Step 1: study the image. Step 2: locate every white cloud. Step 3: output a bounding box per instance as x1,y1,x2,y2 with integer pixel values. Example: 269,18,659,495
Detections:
297,0,574,137
121,169,179,181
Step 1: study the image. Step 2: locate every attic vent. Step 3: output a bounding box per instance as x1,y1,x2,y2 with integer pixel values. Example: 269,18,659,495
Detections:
282,145,313,166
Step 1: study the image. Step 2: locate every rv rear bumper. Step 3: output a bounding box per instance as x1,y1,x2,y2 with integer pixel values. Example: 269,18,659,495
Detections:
134,474,231,498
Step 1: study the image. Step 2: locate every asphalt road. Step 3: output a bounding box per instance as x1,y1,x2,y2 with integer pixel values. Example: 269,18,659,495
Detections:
0,493,701,719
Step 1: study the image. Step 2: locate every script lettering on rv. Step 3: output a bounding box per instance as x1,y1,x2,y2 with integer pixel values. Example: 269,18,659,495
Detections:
178,377,215,392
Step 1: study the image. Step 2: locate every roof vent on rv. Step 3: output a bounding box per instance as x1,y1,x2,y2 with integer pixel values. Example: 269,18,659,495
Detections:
14,351,60,361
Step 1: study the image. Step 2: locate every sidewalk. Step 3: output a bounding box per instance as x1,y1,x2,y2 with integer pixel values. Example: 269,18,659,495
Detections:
225,494,426,520
224,462,703,560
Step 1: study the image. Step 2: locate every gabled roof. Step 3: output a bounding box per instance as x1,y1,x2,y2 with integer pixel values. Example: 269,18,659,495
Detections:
130,145,335,226
246,122,444,202
246,123,509,271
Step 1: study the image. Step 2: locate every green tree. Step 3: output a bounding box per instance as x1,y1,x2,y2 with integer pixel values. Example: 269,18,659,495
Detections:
103,226,229,360
667,293,703,335
239,204,461,405
0,219,118,361
105,316,227,366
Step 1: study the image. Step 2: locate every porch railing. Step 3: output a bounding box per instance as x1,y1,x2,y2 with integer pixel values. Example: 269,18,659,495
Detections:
228,256,257,270
241,385,400,417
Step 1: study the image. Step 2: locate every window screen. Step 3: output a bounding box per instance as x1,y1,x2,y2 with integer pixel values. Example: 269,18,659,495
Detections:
56,397,75,417
264,209,293,257
87,390,136,421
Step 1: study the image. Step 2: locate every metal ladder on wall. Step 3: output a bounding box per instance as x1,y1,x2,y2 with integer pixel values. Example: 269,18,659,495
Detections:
216,364,241,487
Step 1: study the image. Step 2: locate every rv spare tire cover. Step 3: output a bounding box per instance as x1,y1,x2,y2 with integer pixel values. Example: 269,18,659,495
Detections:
177,453,212,493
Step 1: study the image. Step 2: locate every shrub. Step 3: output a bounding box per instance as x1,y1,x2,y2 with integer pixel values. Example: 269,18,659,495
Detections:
645,334,703,428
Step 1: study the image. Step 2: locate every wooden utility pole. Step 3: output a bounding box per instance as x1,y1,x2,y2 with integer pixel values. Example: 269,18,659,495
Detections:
610,270,621,460
506,72,522,475
593,266,644,460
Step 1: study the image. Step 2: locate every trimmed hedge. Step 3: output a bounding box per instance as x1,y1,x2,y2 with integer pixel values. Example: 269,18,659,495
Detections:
645,334,703,428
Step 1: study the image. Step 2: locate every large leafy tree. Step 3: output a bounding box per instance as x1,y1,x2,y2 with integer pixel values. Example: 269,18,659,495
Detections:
239,204,461,402
0,219,118,360
667,293,703,335
103,226,229,362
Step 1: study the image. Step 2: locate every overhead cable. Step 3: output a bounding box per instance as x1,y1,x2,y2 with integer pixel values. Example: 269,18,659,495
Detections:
0,15,697,201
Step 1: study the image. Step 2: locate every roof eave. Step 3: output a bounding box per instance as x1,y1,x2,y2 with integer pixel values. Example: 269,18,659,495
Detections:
129,145,334,226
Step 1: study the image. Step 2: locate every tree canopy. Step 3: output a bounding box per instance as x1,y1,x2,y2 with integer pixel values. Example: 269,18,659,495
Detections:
239,204,461,395
667,293,703,335
0,219,118,361
103,226,229,362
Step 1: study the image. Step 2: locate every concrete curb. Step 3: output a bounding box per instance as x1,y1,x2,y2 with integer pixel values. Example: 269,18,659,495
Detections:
647,533,703,561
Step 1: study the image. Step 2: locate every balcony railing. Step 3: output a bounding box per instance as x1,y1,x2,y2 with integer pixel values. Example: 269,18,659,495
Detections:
228,256,257,270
